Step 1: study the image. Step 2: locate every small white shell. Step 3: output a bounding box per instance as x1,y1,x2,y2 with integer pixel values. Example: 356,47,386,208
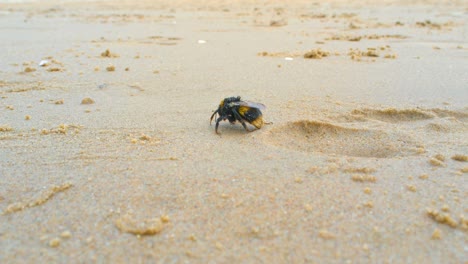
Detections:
39,60,49,67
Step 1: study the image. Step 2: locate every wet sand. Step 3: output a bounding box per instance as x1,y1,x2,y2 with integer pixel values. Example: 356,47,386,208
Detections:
0,0,467,262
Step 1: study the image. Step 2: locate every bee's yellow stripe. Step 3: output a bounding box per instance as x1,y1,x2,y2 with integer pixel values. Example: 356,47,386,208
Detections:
239,106,263,128
238,106,249,115
219,100,225,108
250,117,264,129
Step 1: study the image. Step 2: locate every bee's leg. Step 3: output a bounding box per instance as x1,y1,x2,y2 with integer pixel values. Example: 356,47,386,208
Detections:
232,109,251,132
210,110,219,125
215,116,224,134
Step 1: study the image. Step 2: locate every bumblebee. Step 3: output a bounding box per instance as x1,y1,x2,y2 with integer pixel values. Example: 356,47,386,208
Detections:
210,96,265,134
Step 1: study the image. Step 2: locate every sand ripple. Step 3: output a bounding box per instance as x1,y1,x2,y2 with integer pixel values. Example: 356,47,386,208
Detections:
351,108,435,122
351,108,468,123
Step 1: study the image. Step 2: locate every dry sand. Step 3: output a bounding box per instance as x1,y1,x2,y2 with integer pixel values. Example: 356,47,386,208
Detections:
0,0,467,262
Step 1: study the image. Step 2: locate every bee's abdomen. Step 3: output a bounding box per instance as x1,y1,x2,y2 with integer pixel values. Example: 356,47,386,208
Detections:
239,106,264,128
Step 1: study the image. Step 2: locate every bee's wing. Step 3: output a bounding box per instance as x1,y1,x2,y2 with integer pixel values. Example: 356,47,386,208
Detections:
233,101,266,110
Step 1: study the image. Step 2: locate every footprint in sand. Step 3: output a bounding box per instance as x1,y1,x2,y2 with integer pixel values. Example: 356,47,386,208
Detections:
264,120,417,158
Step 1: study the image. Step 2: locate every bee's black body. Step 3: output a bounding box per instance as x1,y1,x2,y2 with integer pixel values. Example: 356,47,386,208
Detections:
210,96,265,134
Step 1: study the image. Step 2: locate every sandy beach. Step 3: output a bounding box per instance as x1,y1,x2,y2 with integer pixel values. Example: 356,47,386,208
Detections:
0,0,467,262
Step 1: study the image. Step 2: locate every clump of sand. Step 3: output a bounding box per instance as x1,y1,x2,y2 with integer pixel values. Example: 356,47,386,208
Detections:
460,216,468,230
426,208,457,228
348,48,379,60
351,174,377,183
429,155,446,167
106,65,115,72
81,97,95,105
128,132,160,145
419,174,429,180
433,154,445,161
60,231,72,239
47,68,62,72
431,229,442,239
384,54,397,59
100,49,119,58
49,238,60,248
348,46,397,61
415,20,456,30
24,67,36,73
4,183,72,214
318,230,335,239
139,134,151,141
0,125,13,132
40,124,81,135
326,34,406,42
343,167,376,174
303,49,330,59
115,214,167,236
451,154,467,162
269,19,287,27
